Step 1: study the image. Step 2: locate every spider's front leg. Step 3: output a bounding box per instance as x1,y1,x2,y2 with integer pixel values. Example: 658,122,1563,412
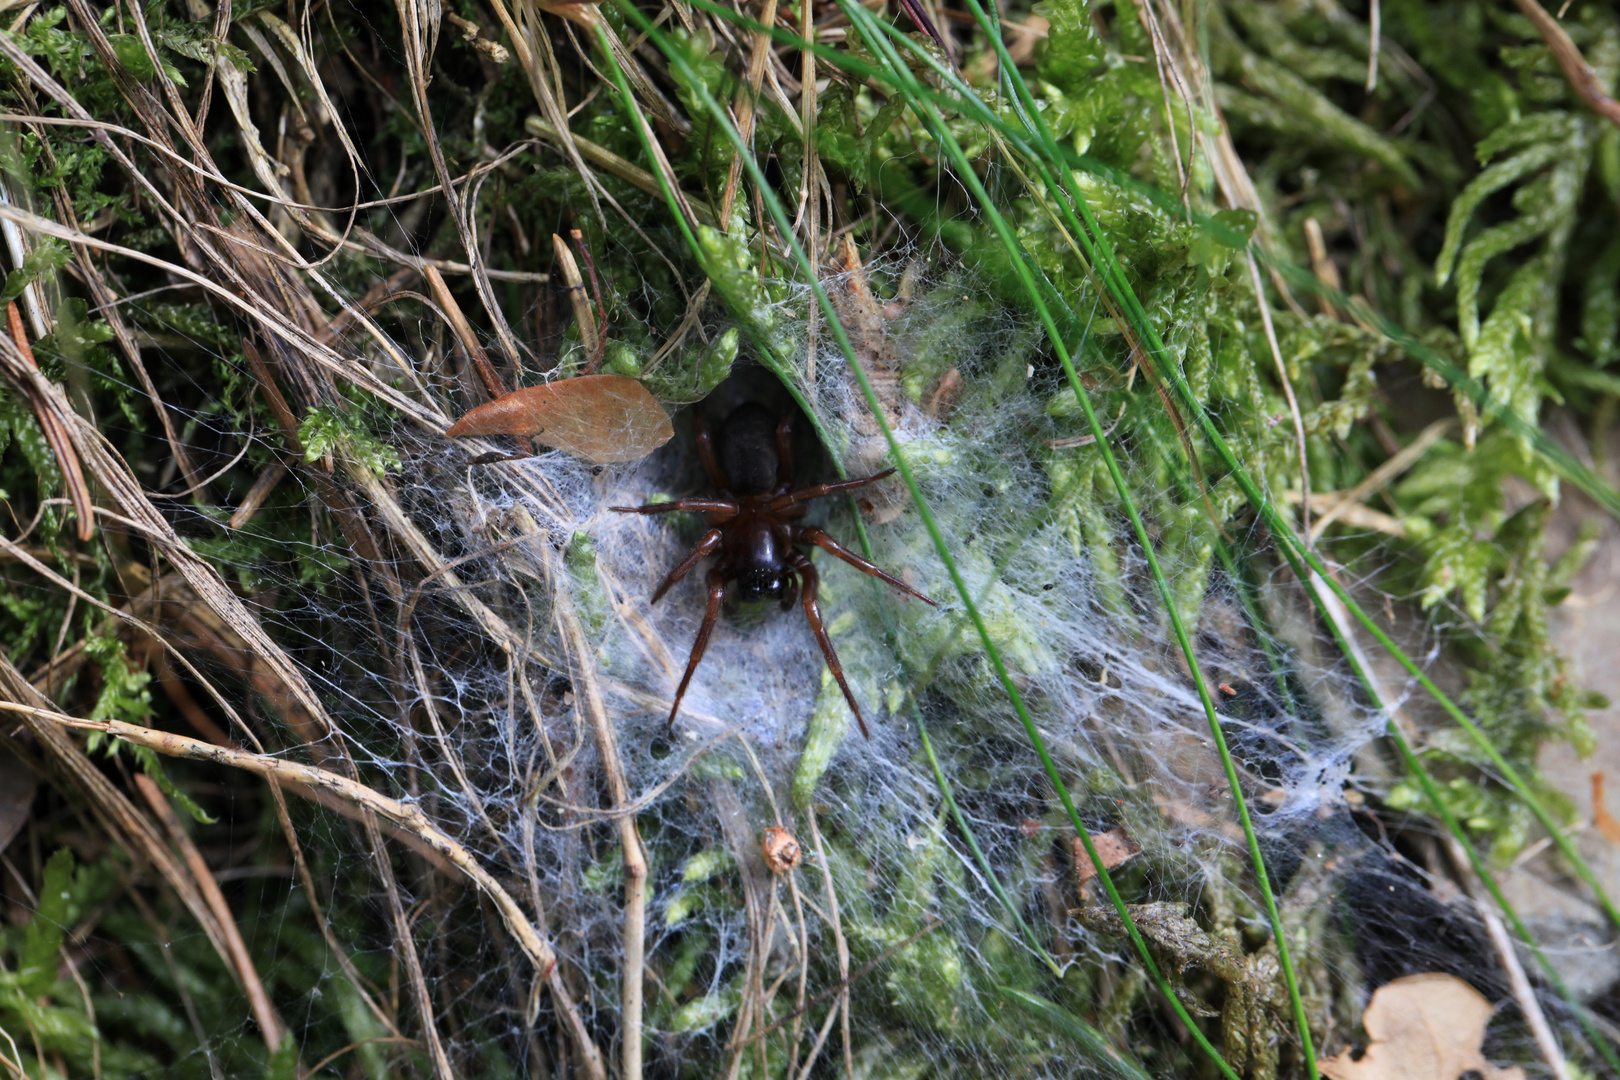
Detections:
769,469,897,512
647,529,723,604
611,498,739,520
666,567,729,727
790,550,871,739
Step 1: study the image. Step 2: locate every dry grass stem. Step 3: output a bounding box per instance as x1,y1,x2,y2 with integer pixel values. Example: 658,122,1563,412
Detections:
133,774,287,1054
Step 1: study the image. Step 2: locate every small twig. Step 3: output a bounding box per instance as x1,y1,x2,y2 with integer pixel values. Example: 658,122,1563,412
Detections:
1365,0,1381,91
226,460,289,529
543,537,645,1080
134,774,286,1054
1309,417,1451,540
4,302,94,541
720,0,780,226
1510,0,1620,128
1303,218,1342,318
743,917,943,1046
1442,836,1572,1080
425,265,510,402
1047,401,1128,449
569,229,609,374
804,806,855,1079
551,233,601,371
524,116,719,228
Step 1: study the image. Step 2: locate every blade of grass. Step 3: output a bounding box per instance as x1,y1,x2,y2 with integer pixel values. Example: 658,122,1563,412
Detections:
613,6,1245,1076
915,712,1060,975
1273,541,1620,1073
838,5,1317,1073
998,986,1156,1080
607,2,1616,1067
899,0,1620,942
679,0,1620,525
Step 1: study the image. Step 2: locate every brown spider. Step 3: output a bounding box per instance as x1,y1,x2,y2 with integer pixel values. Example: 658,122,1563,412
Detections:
612,402,937,737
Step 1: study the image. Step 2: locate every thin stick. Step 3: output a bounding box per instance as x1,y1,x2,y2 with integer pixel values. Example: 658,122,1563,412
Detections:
552,233,601,369
1309,417,1450,539
424,265,516,407
570,229,609,374
133,774,286,1053
804,806,855,1079
1510,0,1620,128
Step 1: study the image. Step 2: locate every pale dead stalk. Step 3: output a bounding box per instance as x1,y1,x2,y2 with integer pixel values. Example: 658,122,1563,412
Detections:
133,774,286,1053
540,533,646,1080
1309,417,1451,540
366,807,454,1079
1443,838,1572,1080
0,700,607,1080
804,806,855,1079
5,301,93,540
1246,253,1313,539
0,657,240,989
424,264,520,431
1365,0,1380,91
720,0,781,225
394,0,524,367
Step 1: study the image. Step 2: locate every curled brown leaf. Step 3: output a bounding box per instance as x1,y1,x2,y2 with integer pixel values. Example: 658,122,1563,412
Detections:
445,374,673,464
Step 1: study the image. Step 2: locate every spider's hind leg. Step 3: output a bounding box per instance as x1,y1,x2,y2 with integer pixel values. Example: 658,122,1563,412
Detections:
790,551,871,739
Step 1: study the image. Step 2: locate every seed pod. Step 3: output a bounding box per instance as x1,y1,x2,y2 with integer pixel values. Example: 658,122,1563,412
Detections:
760,827,801,873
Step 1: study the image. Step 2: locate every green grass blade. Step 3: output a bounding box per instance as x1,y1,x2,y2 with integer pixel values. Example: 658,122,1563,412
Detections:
610,5,1245,1075
998,986,1155,1080
838,5,1316,1073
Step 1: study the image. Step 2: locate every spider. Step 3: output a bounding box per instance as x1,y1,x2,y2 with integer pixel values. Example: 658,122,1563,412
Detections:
612,402,937,737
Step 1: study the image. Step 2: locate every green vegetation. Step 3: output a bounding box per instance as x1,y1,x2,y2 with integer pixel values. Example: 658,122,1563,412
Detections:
1,0,1617,1076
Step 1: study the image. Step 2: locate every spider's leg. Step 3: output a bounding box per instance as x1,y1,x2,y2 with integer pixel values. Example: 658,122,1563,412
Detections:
695,410,729,492
795,526,938,606
666,567,728,727
791,551,870,738
774,415,796,490
611,498,739,521
648,529,723,604
770,469,897,511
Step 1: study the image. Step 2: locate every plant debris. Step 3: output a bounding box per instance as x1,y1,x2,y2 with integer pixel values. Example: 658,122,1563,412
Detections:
1318,974,1526,1080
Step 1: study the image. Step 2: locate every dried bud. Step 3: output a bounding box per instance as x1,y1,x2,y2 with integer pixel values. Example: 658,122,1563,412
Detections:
760,827,801,873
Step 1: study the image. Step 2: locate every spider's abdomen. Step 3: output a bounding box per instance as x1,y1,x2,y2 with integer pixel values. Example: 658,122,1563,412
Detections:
717,403,780,495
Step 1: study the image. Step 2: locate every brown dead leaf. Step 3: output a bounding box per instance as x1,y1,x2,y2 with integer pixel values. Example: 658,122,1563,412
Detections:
1317,973,1526,1080
1072,826,1142,889
445,374,673,464
1592,772,1620,845
0,743,37,854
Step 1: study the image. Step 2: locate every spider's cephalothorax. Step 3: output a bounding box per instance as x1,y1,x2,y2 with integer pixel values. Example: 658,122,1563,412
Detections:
612,402,936,737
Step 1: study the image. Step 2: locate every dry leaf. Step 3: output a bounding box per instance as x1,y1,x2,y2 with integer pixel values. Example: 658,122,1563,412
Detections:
1318,973,1526,1080
0,744,36,854
445,374,673,464
1072,826,1142,888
